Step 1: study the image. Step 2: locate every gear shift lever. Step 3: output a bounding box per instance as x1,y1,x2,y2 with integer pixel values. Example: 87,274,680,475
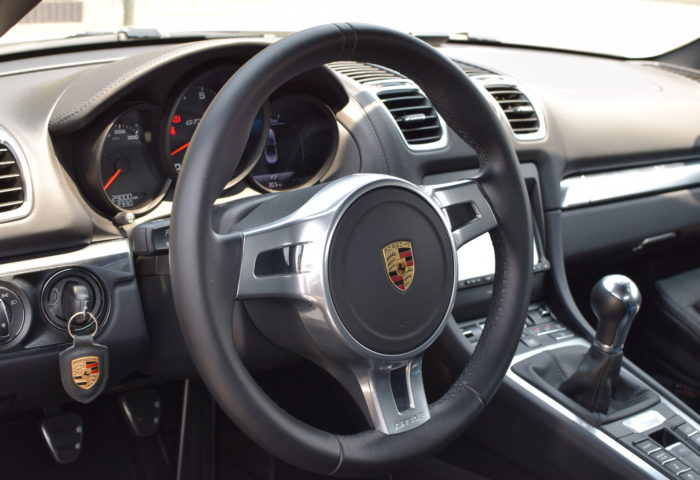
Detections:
560,275,641,413
591,274,641,353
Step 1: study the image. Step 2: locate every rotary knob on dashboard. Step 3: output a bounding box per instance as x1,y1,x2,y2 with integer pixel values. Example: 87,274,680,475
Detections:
0,285,26,343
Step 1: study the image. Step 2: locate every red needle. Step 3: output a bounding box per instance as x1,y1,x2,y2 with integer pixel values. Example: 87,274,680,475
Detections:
103,168,122,191
170,141,190,156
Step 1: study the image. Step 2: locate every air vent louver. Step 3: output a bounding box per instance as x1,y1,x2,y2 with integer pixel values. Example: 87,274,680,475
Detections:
0,145,25,214
454,60,496,77
328,61,406,84
643,62,700,83
377,89,443,145
484,84,540,135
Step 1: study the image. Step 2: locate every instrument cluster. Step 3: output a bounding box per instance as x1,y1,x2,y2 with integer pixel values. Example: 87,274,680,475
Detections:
76,64,339,217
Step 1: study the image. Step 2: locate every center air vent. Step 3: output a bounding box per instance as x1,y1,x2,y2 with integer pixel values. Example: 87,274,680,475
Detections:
641,62,700,83
484,84,540,136
377,89,444,145
0,130,31,222
328,61,405,84
454,60,496,77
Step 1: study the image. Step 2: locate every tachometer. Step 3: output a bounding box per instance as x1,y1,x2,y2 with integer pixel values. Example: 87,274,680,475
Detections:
78,105,169,216
164,66,268,186
250,95,338,191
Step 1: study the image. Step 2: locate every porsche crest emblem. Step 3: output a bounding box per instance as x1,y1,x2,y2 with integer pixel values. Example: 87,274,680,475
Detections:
71,356,100,390
382,241,415,292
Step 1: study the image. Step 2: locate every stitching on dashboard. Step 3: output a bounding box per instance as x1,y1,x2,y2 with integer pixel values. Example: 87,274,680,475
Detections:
49,38,260,130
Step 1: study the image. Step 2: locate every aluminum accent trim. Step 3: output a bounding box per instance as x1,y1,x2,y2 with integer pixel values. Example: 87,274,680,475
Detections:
509,338,666,480
561,160,700,209
0,126,33,223
0,239,130,276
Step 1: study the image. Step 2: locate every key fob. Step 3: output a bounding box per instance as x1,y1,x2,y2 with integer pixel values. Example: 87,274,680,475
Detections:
59,312,109,404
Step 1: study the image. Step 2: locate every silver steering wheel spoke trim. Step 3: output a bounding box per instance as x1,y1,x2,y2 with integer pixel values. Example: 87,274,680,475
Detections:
353,355,430,435
423,179,497,249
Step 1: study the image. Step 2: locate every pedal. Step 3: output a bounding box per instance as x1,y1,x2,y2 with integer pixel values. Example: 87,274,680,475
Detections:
119,388,161,437
40,412,83,464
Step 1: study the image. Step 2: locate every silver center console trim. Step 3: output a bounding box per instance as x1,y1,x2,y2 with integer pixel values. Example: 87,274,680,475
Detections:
561,160,700,209
509,338,667,480
0,239,130,276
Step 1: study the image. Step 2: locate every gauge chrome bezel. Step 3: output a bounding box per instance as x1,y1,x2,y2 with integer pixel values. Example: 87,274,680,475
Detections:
162,64,270,189
77,103,171,216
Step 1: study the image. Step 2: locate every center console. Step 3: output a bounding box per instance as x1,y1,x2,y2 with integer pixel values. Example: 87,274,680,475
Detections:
426,164,700,479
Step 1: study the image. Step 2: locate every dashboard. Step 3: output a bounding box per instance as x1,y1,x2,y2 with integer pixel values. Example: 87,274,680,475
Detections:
1,34,700,415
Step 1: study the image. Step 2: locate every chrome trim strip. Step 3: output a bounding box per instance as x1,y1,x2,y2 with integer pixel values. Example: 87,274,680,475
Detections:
0,239,130,276
561,160,700,209
509,338,667,480
0,126,33,223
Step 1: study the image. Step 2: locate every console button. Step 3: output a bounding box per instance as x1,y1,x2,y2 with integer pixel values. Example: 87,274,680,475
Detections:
680,470,700,480
668,443,692,458
689,434,700,449
635,439,662,455
677,424,699,437
666,460,691,475
521,336,541,348
650,449,675,464
684,452,700,471
551,330,575,341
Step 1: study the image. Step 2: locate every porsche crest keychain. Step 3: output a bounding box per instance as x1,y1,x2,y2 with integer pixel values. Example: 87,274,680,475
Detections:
59,310,109,404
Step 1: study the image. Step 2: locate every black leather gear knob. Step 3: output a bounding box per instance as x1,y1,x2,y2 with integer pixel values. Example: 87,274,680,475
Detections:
591,274,641,353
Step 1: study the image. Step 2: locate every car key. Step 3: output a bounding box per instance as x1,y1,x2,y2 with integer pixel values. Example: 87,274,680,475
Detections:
59,310,108,404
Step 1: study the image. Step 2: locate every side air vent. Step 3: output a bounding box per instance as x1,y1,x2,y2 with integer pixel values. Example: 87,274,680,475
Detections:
0,129,31,222
454,60,496,77
328,61,406,84
377,89,443,145
484,84,540,136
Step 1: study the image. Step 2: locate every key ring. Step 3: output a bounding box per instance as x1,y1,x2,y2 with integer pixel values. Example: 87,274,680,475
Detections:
66,311,99,339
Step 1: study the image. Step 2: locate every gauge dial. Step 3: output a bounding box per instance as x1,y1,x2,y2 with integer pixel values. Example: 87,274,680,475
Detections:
164,66,268,185
79,105,169,215
251,95,338,191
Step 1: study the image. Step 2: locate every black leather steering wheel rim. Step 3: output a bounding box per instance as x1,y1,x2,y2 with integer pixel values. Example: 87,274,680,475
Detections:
170,23,533,476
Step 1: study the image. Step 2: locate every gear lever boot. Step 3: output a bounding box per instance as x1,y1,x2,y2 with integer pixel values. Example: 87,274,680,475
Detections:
560,275,641,413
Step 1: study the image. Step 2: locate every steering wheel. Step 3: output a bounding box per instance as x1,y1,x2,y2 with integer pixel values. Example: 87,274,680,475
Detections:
170,23,532,476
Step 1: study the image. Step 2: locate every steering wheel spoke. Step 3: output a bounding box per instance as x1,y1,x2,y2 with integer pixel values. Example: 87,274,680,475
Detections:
424,180,497,249
352,356,430,435
235,222,317,300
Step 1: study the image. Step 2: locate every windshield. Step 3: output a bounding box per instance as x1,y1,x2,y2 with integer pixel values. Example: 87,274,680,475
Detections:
3,0,700,58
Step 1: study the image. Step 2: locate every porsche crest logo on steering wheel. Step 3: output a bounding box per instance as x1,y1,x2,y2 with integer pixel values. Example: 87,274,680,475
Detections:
382,241,415,292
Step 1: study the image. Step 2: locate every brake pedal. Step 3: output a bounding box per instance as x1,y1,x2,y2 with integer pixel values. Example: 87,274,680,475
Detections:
40,412,83,464
119,388,161,437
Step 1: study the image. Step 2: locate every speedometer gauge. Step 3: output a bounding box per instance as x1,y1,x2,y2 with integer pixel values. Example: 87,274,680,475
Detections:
78,105,169,216
164,66,268,186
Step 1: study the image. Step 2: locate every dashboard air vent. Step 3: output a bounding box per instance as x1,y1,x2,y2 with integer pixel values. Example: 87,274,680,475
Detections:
377,88,443,145
454,60,496,77
484,84,540,135
328,62,406,84
0,146,25,213
0,130,31,222
642,62,700,83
